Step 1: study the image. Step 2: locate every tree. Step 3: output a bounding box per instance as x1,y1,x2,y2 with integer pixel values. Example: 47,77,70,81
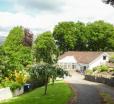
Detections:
86,20,114,51
102,0,114,6
74,22,88,51
2,26,33,77
30,64,68,95
53,22,76,53
35,31,59,64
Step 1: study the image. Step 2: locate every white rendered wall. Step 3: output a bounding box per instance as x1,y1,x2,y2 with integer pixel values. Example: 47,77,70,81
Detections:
0,87,13,101
58,56,77,70
89,53,109,69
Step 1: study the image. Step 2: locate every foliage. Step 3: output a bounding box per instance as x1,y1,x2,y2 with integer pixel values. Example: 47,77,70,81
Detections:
13,70,29,85
93,65,109,72
0,79,22,91
35,31,59,64
30,64,68,95
85,70,93,75
53,22,77,53
1,26,33,79
85,65,109,75
9,82,22,91
86,20,114,51
0,81,73,104
53,20,114,53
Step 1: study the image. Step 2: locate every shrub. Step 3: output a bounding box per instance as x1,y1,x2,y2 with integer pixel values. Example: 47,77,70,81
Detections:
14,70,29,85
98,65,109,72
0,78,22,91
9,82,22,91
85,70,93,75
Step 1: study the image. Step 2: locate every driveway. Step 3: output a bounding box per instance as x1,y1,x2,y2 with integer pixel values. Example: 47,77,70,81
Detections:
65,71,114,104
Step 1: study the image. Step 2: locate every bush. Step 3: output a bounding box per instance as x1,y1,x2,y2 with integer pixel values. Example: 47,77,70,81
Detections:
85,70,93,75
97,65,108,72
92,65,109,73
9,82,22,91
0,79,22,91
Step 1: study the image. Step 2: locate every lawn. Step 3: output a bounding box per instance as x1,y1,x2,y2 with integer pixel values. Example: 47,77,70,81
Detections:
100,92,114,104
0,81,73,104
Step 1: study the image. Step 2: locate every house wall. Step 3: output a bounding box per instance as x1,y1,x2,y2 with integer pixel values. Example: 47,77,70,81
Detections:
58,52,109,71
58,56,77,70
88,53,109,69
75,63,89,72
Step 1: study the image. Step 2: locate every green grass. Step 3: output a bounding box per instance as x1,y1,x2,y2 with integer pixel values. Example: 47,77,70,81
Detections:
0,81,73,104
100,92,114,104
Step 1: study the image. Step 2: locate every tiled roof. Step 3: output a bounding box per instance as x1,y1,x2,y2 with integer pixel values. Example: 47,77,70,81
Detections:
59,51,103,64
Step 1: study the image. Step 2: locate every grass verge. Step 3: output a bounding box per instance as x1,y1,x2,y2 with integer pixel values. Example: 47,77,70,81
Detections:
0,80,73,104
100,92,114,104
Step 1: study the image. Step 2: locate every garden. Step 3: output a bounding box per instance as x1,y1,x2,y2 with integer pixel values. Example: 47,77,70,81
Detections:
85,64,114,86
0,26,72,103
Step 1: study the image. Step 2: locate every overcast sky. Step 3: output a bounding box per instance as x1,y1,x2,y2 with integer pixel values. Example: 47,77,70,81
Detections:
0,0,114,36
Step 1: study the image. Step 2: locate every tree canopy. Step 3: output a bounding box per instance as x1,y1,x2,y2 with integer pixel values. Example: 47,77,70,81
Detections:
35,31,59,64
53,22,76,53
53,20,114,53
1,26,33,77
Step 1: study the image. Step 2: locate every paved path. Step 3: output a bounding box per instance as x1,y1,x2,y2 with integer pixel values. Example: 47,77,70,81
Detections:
65,72,114,104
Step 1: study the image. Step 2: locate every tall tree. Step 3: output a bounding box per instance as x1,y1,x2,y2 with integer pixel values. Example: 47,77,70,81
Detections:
86,20,114,51
3,26,33,73
53,22,76,53
74,22,87,51
35,31,58,64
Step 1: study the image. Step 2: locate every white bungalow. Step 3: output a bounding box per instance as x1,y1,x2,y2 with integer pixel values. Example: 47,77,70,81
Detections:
58,51,109,71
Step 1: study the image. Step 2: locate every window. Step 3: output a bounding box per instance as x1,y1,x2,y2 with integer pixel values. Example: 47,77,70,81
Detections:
103,56,106,60
72,64,75,69
84,66,86,70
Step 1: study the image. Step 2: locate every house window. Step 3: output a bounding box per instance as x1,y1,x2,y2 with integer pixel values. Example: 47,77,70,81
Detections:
84,66,86,70
103,56,106,60
72,64,75,69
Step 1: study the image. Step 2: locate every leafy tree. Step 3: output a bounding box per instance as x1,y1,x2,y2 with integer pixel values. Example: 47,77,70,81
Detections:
30,64,68,95
86,20,114,51
2,26,33,78
53,22,76,53
53,20,114,52
74,22,88,51
35,31,59,64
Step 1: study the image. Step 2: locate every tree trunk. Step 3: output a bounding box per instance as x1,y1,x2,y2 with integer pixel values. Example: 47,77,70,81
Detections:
52,76,55,85
44,76,48,95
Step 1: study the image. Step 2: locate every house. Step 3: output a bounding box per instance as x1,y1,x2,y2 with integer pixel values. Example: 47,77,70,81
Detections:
58,51,109,71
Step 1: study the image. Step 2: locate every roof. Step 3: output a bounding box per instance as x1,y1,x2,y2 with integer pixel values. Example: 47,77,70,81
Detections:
59,51,104,64
58,56,76,63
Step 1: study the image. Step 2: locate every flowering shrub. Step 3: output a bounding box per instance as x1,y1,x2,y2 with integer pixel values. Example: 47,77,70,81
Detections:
14,70,29,85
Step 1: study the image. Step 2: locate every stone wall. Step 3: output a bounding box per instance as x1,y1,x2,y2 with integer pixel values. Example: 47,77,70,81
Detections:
85,75,114,87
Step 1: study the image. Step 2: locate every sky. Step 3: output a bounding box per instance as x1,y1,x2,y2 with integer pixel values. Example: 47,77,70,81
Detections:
0,0,114,36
